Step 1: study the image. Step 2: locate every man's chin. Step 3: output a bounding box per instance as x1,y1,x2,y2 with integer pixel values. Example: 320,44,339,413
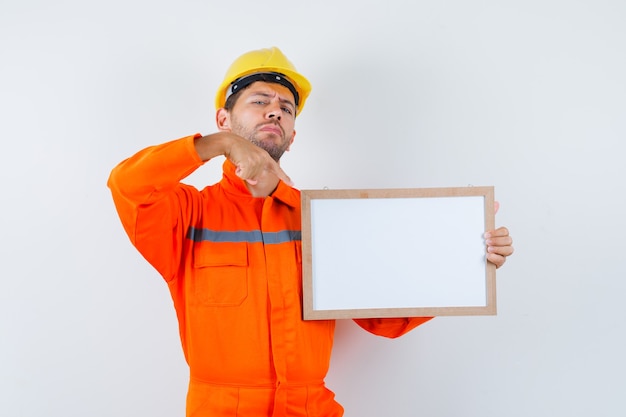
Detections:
249,140,285,162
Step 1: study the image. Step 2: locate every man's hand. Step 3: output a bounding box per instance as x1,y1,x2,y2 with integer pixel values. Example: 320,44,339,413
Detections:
225,134,293,186
484,226,514,269
195,132,293,188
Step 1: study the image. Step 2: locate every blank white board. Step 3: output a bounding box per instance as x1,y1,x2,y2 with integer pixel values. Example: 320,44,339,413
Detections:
301,187,496,320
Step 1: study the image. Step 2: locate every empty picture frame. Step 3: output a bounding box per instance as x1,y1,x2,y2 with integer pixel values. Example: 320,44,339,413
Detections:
301,186,496,320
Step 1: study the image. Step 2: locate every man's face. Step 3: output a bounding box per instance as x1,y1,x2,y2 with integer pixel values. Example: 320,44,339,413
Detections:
220,81,297,162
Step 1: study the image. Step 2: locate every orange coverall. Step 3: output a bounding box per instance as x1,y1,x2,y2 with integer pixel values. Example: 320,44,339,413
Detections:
107,135,432,417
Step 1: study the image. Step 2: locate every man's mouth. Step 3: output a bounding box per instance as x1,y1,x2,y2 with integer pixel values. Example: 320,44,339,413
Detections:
258,123,283,136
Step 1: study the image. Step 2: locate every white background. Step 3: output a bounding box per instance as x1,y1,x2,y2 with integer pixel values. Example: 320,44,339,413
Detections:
1,1,625,416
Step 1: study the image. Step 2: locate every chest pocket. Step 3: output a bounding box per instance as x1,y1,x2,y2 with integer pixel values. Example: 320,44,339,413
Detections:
192,243,249,306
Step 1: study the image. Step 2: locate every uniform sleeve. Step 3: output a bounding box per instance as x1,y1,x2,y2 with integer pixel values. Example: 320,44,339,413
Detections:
107,134,204,281
353,317,434,338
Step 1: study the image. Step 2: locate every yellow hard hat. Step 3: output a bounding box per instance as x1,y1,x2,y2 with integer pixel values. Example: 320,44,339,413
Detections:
215,47,312,115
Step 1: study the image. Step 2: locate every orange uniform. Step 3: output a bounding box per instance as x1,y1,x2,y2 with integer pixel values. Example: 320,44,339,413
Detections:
108,135,432,416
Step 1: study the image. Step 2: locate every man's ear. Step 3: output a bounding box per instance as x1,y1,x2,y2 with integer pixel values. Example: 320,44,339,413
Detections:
216,108,230,131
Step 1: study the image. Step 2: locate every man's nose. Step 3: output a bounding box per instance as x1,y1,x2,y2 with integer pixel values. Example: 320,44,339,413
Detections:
266,102,282,120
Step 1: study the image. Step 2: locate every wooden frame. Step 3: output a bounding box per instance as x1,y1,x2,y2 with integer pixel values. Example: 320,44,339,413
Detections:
301,187,496,320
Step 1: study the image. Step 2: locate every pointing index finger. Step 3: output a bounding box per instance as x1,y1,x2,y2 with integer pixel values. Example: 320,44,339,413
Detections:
273,164,293,186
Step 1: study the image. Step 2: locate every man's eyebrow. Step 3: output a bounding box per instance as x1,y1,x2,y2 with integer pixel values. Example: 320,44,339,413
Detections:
249,92,272,98
279,97,295,110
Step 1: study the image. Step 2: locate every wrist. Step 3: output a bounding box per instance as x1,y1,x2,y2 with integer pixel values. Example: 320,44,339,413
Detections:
194,132,231,161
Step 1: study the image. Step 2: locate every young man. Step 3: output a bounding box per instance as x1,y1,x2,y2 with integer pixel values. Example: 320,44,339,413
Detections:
108,47,514,417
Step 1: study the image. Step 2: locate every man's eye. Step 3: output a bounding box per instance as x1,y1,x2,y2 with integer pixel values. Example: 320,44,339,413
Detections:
282,107,293,115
